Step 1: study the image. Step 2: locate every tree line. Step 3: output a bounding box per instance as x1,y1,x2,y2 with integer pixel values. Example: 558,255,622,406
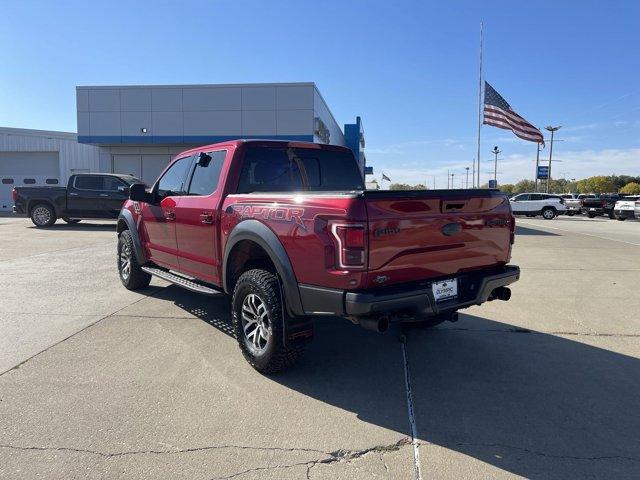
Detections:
499,175,640,195
384,175,640,195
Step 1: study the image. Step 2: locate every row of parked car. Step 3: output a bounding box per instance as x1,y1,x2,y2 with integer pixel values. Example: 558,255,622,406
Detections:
509,192,640,220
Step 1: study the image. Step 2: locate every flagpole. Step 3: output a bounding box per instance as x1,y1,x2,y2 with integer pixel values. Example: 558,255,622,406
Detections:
476,22,484,188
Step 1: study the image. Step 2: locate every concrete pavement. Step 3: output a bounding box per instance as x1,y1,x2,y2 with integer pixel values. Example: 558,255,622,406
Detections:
1,216,639,479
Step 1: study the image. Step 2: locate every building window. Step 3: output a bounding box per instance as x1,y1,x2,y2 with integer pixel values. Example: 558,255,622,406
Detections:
2,178,14,184
24,178,36,184
46,178,59,185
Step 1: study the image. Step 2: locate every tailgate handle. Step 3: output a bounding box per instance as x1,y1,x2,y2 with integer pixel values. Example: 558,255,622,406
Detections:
445,202,466,210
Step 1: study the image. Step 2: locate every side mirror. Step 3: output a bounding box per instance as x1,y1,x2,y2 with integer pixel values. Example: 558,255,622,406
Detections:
129,183,153,203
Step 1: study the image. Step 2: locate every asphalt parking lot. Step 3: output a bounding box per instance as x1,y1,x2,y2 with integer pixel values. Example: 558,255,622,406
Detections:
1,215,639,479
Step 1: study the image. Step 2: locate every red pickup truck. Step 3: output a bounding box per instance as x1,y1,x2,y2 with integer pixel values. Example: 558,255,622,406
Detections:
116,140,519,373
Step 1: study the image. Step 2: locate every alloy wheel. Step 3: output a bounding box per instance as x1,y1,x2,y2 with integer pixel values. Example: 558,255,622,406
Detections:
33,206,51,226
119,242,131,280
241,293,272,354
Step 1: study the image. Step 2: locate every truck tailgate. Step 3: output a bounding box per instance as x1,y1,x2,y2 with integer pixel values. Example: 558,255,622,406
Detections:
363,190,513,287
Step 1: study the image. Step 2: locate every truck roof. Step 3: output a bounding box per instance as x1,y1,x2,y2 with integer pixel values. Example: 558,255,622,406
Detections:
175,139,353,158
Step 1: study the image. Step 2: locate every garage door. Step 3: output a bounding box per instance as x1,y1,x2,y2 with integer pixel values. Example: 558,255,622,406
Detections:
112,154,170,186
0,152,60,211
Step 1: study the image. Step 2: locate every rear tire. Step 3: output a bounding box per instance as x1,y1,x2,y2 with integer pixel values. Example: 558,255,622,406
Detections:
62,217,81,224
541,207,556,220
587,212,597,218
232,269,305,374
617,216,626,221
117,230,151,290
30,203,57,228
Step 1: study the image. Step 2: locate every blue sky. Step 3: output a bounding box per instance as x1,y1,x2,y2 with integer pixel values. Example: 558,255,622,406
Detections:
1,0,638,186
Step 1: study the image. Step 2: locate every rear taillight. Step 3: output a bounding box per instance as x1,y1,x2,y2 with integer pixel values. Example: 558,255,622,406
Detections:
330,222,366,269
12,188,17,201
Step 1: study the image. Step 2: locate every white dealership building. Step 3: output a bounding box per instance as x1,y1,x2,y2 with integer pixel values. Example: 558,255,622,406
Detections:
0,82,366,211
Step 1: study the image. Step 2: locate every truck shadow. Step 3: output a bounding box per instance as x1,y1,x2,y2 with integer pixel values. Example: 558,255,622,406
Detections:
155,285,640,478
26,222,117,232
515,225,559,236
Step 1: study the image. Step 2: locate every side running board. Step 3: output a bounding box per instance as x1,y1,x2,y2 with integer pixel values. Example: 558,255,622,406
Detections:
142,267,222,296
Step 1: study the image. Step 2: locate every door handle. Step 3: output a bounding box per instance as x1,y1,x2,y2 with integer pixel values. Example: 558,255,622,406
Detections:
69,192,79,196
200,212,213,224
99,193,109,197
164,210,175,221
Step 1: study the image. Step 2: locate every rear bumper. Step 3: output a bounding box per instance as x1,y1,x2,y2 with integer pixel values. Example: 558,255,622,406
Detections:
299,265,520,319
614,209,636,219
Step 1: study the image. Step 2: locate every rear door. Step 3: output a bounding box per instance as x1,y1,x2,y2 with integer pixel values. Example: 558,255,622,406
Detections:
68,175,106,216
528,193,544,212
174,150,227,284
140,155,193,270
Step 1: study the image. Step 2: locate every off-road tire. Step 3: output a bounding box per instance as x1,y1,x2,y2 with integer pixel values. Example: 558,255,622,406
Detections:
117,230,151,290
62,217,81,224
232,269,305,374
541,207,556,220
30,203,57,228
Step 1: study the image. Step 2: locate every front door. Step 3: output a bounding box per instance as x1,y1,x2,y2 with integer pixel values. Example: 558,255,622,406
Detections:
174,150,227,285
102,176,131,218
140,156,193,270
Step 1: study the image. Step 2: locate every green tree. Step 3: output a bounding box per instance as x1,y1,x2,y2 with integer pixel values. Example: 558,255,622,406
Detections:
576,176,616,194
389,183,412,190
500,184,515,195
513,179,536,194
620,182,640,195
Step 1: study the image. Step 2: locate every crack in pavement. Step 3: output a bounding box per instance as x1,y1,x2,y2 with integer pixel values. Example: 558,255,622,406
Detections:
453,442,640,463
0,439,412,480
207,439,411,480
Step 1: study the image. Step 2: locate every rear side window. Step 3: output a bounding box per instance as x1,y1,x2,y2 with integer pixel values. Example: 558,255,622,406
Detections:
74,176,103,190
529,194,543,201
187,151,226,196
237,146,364,193
157,156,192,197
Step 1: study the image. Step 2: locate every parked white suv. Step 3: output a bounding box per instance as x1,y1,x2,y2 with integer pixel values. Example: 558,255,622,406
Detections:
509,193,566,219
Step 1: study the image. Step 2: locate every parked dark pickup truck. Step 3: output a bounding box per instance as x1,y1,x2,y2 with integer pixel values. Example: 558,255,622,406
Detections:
13,173,141,227
581,194,620,218
116,139,520,373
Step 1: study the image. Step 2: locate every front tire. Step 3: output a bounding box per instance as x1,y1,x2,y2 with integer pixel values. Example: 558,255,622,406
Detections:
541,207,556,220
117,230,151,290
30,203,57,228
232,269,305,374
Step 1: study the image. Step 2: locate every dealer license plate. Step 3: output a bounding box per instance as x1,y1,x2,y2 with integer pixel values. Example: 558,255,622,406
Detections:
432,279,458,302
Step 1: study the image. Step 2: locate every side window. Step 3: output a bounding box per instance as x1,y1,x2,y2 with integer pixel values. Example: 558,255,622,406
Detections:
103,176,127,192
187,151,226,196
157,156,192,197
513,194,529,201
529,194,543,201
238,150,303,193
74,176,103,190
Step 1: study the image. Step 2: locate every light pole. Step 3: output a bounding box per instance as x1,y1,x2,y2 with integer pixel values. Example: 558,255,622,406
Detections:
545,125,562,193
465,167,470,188
447,169,450,189
492,146,501,184
451,173,455,189
534,142,544,192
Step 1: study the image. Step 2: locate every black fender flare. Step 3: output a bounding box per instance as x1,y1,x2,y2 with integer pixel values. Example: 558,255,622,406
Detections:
223,219,304,316
117,209,147,265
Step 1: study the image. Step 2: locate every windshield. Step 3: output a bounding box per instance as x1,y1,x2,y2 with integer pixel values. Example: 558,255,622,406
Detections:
237,146,364,193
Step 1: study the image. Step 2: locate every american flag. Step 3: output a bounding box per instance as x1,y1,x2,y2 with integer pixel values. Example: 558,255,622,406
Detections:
483,82,544,144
